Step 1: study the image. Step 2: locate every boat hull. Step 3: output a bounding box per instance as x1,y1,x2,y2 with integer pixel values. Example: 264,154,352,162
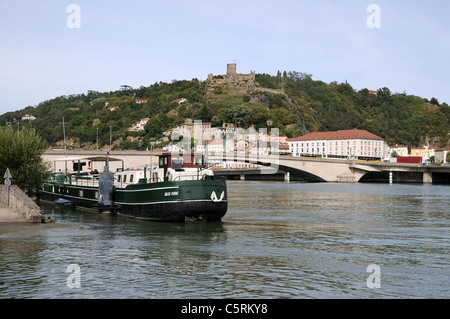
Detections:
118,200,227,221
39,179,227,222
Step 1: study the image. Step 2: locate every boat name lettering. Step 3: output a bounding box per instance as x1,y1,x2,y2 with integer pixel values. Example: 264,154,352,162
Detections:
165,191,179,196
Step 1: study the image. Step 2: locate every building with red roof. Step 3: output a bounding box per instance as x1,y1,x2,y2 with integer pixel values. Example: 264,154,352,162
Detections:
287,129,388,159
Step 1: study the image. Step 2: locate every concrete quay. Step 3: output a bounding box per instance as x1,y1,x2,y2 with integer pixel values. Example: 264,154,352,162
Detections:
0,202,28,223
0,185,47,224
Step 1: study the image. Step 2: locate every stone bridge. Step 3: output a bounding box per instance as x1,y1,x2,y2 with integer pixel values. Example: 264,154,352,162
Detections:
209,153,450,184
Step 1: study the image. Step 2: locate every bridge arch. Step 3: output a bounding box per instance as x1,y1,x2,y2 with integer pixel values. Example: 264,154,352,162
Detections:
261,162,327,182
250,156,368,183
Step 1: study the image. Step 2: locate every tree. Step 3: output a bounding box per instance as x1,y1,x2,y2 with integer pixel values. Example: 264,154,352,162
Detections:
377,87,391,97
272,108,292,127
430,97,439,105
144,117,163,137
0,125,50,195
224,105,250,127
193,104,214,122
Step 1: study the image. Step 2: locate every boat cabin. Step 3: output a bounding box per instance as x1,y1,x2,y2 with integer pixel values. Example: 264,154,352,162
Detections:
112,152,212,186
49,152,213,187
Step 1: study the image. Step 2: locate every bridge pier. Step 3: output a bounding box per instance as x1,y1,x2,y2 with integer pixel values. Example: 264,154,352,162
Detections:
284,172,290,182
423,171,433,184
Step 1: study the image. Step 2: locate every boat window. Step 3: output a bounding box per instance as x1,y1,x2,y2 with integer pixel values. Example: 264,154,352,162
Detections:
130,174,134,183
117,175,121,182
123,175,127,183
159,156,168,166
172,159,183,169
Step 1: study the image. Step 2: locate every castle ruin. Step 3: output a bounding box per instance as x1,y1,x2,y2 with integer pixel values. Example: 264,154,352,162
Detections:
207,63,256,88
205,63,285,103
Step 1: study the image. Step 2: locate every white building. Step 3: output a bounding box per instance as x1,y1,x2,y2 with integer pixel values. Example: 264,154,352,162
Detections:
22,114,36,121
128,118,150,131
388,145,409,157
434,147,450,163
287,129,388,159
196,138,224,154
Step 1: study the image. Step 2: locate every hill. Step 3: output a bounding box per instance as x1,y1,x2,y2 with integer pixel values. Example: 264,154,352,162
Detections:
1,70,449,150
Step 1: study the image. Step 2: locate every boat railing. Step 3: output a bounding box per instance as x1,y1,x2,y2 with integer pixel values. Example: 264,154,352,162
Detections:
70,174,100,188
49,172,67,184
114,176,166,188
170,174,212,181
149,177,165,183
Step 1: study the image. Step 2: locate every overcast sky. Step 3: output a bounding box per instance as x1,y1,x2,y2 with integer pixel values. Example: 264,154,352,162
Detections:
1,0,449,115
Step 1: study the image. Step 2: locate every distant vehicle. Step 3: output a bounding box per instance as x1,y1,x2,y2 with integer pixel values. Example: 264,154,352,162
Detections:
268,151,292,156
356,156,381,162
396,156,428,164
299,153,322,159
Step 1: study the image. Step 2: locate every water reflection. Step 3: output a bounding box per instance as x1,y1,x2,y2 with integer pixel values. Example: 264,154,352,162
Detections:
1,182,449,298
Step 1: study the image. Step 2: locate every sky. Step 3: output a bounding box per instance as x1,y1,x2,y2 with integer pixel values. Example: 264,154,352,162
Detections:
1,0,449,115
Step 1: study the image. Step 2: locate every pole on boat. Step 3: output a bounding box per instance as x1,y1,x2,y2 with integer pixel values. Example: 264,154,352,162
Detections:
62,117,67,175
104,151,110,172
97,151,115,212
149,145,153,182
204,141,209,168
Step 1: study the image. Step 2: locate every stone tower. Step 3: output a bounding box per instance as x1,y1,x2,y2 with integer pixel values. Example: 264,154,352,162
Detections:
226,63,237,77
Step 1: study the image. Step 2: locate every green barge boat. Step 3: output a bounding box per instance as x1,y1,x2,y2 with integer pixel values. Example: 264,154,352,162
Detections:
40,152,227,222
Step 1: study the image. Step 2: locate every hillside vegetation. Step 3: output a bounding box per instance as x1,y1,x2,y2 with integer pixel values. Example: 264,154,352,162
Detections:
1,71,449,150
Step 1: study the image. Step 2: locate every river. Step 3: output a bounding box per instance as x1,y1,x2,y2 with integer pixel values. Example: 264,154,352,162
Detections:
1,181,449,299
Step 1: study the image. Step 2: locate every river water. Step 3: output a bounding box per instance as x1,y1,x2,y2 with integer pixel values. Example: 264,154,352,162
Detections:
0,181,449,299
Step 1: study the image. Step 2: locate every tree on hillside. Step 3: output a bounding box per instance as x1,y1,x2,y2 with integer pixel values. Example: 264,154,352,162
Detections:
0,125,50,195
224,105,250,127
144,117,163,137
430,97,439,105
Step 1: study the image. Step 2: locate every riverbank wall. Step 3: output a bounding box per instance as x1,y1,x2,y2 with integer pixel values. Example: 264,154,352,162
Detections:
0,185,43,223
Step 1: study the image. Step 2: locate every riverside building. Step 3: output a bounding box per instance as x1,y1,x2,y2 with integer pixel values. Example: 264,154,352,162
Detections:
287,129,388,160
